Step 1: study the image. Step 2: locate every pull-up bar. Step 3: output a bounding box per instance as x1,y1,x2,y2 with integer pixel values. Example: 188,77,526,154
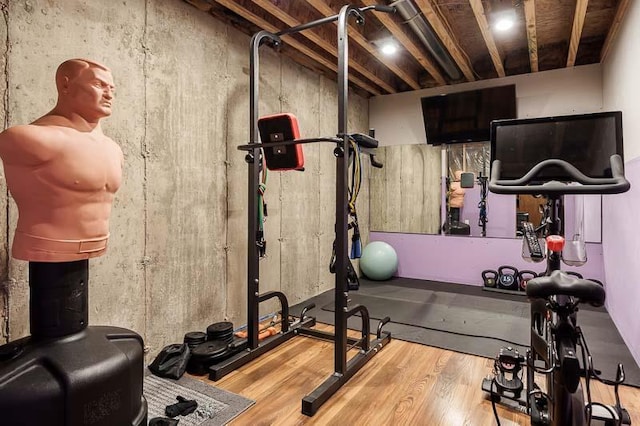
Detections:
275,4,395,37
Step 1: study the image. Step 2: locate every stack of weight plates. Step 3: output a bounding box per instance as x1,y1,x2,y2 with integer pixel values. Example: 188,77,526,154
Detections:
206,322,234,345
183,331,207,351
187,340,229,376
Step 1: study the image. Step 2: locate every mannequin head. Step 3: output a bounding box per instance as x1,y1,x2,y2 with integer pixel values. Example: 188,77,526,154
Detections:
53,58,115,123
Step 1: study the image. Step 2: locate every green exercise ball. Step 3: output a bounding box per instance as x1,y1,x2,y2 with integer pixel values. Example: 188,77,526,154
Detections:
360,241,398,281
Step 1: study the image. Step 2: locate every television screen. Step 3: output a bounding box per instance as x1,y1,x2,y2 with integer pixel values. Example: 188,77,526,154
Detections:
490,111,623,180
421,85,516,145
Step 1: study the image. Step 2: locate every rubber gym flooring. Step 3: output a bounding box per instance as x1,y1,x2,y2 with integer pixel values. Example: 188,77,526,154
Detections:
292,277,640,388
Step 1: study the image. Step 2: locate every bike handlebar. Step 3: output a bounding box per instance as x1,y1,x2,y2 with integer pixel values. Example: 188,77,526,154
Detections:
489,154,630,195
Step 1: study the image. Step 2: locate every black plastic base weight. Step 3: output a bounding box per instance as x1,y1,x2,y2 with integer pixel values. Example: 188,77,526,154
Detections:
0,326,147,426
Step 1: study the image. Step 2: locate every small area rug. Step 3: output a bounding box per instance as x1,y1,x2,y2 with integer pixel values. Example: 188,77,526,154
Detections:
144,373,254,425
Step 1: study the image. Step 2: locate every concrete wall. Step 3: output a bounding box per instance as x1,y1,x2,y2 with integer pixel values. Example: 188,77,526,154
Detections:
602,0,640,368
0,0,370,359
370,144,441,234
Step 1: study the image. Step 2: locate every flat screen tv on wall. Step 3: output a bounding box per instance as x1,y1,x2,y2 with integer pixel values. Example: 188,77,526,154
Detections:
421,85,517,145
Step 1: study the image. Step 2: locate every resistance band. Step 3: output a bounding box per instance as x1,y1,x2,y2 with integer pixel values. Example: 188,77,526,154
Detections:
257,154,268,257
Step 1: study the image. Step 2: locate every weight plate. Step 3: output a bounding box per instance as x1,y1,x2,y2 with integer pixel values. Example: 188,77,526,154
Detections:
184,331,207,345
207,322,233,333
192,340,228,359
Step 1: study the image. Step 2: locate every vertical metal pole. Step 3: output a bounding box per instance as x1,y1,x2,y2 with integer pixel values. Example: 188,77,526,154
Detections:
335,4,364,376
248,31,280,349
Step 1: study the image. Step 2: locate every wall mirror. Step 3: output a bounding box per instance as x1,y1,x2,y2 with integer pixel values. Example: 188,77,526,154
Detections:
369,143,602,243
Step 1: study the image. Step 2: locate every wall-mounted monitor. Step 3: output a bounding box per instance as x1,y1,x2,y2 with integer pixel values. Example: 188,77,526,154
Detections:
491,111,623,180
421,84,516,145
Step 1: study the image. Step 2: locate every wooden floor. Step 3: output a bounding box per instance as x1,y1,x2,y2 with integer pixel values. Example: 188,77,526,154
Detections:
203,323,640,425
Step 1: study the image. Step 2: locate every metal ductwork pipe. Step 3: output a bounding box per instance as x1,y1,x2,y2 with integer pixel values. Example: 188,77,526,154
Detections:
392,0,462,81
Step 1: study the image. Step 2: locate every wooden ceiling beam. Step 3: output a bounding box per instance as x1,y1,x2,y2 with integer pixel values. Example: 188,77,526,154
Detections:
213,0,382,95
251,0,396,94
360,0,447,86
413,0,475,81
523,0,538,72
600,0,631,62
183,0,214,12
567,0,589,67
303,0,421,90
468,0,505,78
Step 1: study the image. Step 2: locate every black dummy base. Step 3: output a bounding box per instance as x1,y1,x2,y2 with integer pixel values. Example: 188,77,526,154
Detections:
0,260,147,426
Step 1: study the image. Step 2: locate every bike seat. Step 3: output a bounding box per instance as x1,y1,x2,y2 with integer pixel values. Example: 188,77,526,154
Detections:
526,270,605,307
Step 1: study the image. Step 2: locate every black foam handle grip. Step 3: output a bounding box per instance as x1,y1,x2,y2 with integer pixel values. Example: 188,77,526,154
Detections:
370,154,383,169
350,133,379,148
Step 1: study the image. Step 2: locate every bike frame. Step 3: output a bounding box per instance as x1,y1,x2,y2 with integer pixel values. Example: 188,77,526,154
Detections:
527,195,585,425
485,124,630,424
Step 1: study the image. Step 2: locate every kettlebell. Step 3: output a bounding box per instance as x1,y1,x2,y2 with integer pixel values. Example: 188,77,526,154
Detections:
518,270,538,291
497,266,519,290
482,270,498,287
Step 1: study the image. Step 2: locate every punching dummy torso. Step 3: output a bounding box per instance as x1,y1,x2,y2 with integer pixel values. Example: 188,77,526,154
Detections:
449,171,466,209
0,60,122,262
1,120,122,261
449,181,465,209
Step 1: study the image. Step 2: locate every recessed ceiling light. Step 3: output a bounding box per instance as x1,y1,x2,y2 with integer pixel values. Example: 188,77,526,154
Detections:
493,9,517,32
381,41,398,55
494,17,514,31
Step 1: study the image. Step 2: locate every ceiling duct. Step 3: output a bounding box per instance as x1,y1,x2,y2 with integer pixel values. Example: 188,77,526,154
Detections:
392,0,462,81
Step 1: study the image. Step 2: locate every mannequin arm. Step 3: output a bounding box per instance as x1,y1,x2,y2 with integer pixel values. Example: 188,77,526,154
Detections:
0,125,61,166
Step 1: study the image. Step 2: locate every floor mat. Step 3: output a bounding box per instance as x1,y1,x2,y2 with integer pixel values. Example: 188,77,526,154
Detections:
291,277,640,388
144,373,254,425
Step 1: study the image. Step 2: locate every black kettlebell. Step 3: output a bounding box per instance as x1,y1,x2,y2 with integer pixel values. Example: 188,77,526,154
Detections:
497,266,519,290
482,270,498,287
518,270,538,291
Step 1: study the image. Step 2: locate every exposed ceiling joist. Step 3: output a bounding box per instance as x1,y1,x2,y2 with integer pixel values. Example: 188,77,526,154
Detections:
413,0,475,82
213,0,382,95
303,0,422,91
523,0,538,73
468,0,505,78
184,0,212,12
251,0,396,94
567,0,589,67
186,0,630,96
360,0,447,86
600,0,631,62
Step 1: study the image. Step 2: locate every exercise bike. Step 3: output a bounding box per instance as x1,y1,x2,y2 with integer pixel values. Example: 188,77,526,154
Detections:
481,115,632,425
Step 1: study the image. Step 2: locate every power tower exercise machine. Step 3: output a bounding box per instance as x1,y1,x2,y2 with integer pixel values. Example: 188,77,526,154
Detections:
208,4,393,416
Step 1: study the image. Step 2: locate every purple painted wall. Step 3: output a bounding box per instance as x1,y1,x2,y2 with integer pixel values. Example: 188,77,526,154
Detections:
483,192,516,238
602,156,640,366
370,232,605,286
